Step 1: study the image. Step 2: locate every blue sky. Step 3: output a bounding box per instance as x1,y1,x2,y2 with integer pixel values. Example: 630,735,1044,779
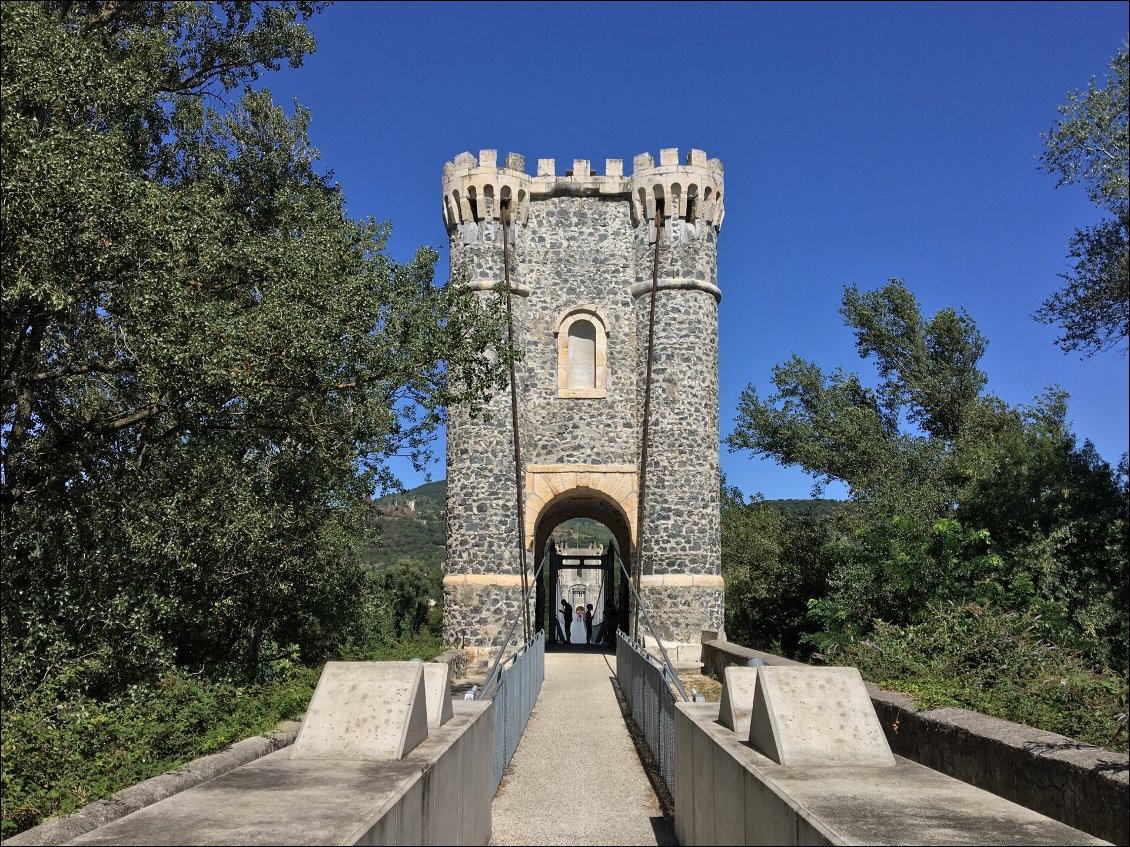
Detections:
269,1,1128,500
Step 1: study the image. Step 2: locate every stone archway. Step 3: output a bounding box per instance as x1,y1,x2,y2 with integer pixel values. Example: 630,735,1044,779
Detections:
530,482,633,646
525,464,637,557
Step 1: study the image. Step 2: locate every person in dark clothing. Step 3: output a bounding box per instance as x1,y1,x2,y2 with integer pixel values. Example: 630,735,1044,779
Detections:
584,604,594,644
605,606,619,645
561,597,573,643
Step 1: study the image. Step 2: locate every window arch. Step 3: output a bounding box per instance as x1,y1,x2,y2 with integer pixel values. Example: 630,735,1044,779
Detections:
555,308,609,398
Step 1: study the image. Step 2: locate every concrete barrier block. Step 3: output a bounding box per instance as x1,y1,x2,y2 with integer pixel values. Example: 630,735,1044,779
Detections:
691,710,716,846
711,741,746,844
423,663,454,728
675,706,695,847
291,662,429,761
718,666,759,735
748,666,894,768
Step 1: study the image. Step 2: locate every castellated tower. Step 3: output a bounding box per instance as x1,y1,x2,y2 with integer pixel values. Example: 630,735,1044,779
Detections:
442,148,725,655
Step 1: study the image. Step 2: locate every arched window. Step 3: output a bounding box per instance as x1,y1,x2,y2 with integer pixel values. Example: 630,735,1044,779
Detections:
567,320,597,389
555,308,609,399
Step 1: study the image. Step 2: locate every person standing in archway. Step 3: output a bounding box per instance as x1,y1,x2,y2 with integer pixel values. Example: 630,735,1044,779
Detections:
561,597,573,645
584,604,594,644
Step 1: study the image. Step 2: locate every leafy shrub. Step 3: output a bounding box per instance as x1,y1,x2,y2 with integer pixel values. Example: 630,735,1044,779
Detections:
826,601,1128,752
0,623,446,839
0,668,318,838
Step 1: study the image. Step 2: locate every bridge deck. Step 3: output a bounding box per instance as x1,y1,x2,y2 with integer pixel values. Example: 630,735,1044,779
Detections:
489,648,676,846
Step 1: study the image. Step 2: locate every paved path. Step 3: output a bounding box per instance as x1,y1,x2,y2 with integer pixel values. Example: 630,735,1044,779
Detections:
489,649,675,846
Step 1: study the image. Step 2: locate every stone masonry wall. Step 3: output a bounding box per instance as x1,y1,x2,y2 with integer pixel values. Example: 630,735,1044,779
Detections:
443,149,726,649
444,218,523,578
519,196,639,466
634,289,721,577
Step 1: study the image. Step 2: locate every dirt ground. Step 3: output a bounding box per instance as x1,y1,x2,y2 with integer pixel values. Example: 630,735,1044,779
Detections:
677,670,722,702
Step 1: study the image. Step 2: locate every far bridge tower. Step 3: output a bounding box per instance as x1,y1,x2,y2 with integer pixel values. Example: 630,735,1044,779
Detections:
442,148,725,656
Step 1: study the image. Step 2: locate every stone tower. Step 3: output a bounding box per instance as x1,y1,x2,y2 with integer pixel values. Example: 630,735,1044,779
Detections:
441,148,725,654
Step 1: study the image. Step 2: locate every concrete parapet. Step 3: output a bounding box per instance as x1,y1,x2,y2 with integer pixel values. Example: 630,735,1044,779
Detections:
701,637,1129,845
674,701,1109,846
868,690,1130,846
67,701,493,846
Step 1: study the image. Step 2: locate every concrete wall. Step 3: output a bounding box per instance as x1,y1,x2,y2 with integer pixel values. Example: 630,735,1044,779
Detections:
675,701,1108,846
54,701,492,846
701,638,1129,845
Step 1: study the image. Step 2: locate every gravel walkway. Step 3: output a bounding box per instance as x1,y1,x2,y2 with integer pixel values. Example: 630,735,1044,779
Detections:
489,648,676,846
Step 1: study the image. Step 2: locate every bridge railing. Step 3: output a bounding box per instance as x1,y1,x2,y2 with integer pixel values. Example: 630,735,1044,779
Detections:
483,630,545,793
616,630,676,795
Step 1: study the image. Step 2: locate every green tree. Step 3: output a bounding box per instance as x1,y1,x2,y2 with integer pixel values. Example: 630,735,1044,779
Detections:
727,281,1128,669
727,279,985,516
1036,43,1129,357
1,2,511,699
720,483,834,658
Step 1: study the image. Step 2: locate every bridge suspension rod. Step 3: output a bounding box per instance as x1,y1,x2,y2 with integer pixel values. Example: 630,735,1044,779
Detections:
617,553,689,702
633,200,663,641
501,200,532,644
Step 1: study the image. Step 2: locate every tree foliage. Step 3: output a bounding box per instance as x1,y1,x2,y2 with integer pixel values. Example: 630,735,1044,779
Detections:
726,280,1128,672
1036,43,1129,357
0,2,512,701
720,484,835,658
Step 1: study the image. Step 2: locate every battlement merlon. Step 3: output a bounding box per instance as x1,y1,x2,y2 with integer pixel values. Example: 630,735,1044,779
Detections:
442,148,724,232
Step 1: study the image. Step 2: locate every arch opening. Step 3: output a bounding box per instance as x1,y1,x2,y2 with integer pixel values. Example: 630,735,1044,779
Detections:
532,488,633,649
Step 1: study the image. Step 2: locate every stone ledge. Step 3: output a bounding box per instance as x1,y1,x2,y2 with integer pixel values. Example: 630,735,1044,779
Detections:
629,278,722,302
458,280,531,297
442,573,525,588
640,574,724,588
526,463,637,474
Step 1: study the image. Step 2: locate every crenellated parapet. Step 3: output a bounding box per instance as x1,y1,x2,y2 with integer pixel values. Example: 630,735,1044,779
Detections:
442,148,724,232
442,150,533,230
629,148,725,230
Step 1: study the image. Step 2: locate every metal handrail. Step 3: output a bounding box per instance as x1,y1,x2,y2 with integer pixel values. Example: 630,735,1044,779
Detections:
478,554,546,700
615,555,690,702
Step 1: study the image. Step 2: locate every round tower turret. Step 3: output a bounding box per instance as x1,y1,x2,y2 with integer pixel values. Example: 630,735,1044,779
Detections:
630,148,725,642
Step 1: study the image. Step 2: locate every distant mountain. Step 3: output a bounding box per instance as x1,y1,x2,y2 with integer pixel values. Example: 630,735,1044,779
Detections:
364,481,447,570
765,498,852,520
